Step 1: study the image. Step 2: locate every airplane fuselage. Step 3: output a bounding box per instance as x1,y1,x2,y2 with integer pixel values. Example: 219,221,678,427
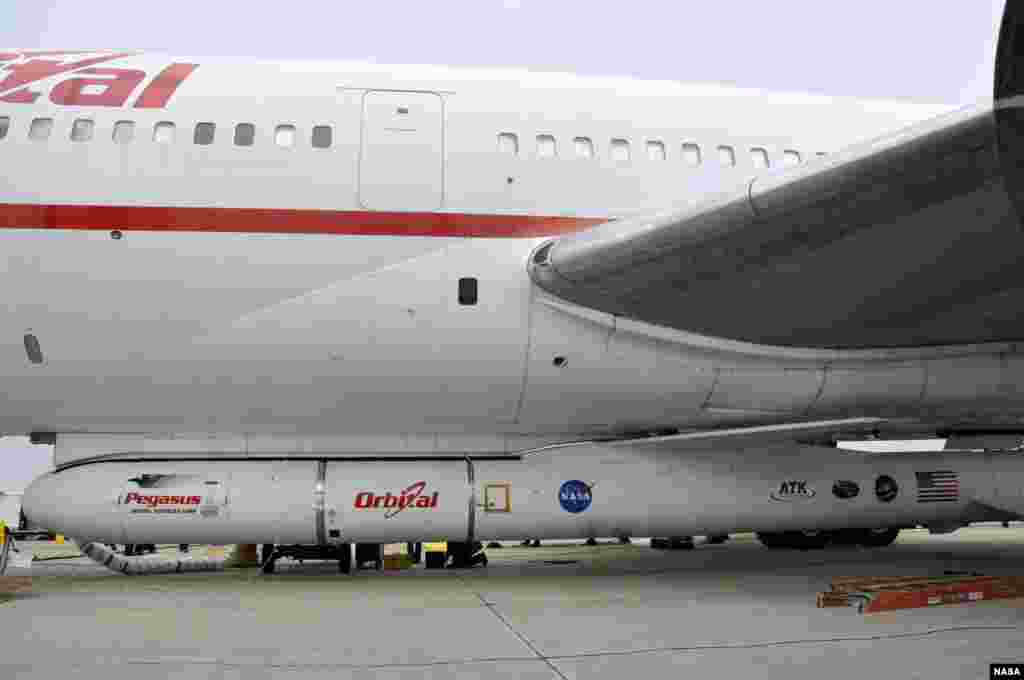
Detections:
6,50,1010,446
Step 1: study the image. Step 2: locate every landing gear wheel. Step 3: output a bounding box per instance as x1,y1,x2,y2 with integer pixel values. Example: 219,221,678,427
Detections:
792,531,829,551
858,528,899,548
757,531,828,550
828,530,862,546
668,536,695,550
355,543,383,570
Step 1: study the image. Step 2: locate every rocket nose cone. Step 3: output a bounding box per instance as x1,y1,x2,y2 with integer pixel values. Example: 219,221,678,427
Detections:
21,473,56,532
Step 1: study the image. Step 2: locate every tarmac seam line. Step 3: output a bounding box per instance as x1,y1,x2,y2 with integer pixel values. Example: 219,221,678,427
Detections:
456,572,570,680
3,625,1018,673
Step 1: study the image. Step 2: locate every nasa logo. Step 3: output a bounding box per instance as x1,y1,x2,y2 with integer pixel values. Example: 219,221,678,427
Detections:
353,481,438,519
558,480,592,514
770,480,816,502
0,51,197,108
991,663,1023,678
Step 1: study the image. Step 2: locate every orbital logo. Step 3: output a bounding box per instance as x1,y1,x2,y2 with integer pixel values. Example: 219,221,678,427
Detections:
353,481,438,519
558,480,592,514
770,480,816,502
0,51,197,108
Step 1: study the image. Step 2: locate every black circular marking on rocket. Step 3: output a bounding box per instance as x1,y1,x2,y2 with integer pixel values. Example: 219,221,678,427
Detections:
875,475,899,503
832,480,860,500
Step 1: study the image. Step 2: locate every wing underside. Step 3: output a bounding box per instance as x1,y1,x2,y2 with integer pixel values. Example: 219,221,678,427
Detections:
530,3,1024,351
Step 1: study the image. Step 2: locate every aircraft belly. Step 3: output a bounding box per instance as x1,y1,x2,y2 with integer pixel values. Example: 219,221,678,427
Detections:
0,233,534,434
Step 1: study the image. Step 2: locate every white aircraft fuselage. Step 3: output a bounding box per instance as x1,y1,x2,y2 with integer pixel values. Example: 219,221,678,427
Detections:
5,50,1009,450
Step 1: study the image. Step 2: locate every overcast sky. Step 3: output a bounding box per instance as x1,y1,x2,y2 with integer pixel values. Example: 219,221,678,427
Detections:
0,1,1007,489
1,1,1008,104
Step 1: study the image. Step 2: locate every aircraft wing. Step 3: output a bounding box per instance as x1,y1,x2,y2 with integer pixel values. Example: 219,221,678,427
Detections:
530,3,1024,350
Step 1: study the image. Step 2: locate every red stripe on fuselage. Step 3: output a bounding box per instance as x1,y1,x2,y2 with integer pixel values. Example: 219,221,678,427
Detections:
0,203,604,237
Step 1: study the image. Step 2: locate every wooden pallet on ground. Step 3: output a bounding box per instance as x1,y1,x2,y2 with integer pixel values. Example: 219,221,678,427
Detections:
817,574,1024,613
0,576,32,595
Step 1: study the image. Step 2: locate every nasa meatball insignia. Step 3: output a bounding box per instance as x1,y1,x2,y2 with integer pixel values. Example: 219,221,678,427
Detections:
770,480,816,502
559,480,593,513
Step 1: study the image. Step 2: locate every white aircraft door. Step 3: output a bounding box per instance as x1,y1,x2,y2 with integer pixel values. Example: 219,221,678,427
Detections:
359,90,444,211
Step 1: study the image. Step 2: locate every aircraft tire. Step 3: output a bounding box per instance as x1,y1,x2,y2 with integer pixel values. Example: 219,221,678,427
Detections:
857,528,900,548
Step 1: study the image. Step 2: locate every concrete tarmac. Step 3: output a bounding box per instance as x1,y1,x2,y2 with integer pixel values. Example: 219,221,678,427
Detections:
2,527,1023,679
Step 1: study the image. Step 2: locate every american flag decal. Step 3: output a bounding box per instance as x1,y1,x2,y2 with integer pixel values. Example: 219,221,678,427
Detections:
915,470,959,503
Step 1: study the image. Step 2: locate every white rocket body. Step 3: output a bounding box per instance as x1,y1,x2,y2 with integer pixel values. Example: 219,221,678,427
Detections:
21,445,1024,545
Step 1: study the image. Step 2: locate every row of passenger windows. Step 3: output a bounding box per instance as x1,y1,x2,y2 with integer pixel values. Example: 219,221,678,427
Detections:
0,115,825,169
497,132,825,168
0,115,334,149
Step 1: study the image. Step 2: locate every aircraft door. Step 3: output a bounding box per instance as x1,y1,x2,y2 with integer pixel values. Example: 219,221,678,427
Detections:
359,90,444,211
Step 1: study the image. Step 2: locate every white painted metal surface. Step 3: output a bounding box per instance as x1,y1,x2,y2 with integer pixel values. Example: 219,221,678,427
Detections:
0,49,974,442
21,447,1024,545
359,90,444,210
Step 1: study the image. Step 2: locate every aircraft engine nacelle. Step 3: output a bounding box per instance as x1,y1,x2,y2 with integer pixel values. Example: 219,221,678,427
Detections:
21,446,1024,546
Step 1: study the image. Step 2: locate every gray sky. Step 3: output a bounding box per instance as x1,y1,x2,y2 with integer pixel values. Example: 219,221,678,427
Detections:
0,1,1007,489
0,1,1008,104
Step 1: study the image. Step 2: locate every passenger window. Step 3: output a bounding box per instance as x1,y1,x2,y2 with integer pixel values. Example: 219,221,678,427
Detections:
647,140,666,161
718,145,736,166
782,149,801,166
29,118,53,141
311,125,332,149
536,134,557,158
610,138,630,162
275,124,296,148
574,136,594,159
234,123,255,147
112,121,135,144
0,116,11,140
194,122,215,145
682,143,702,166
70,119,94,142
751,147,769,169
153,121,176,145
497,132,519,155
